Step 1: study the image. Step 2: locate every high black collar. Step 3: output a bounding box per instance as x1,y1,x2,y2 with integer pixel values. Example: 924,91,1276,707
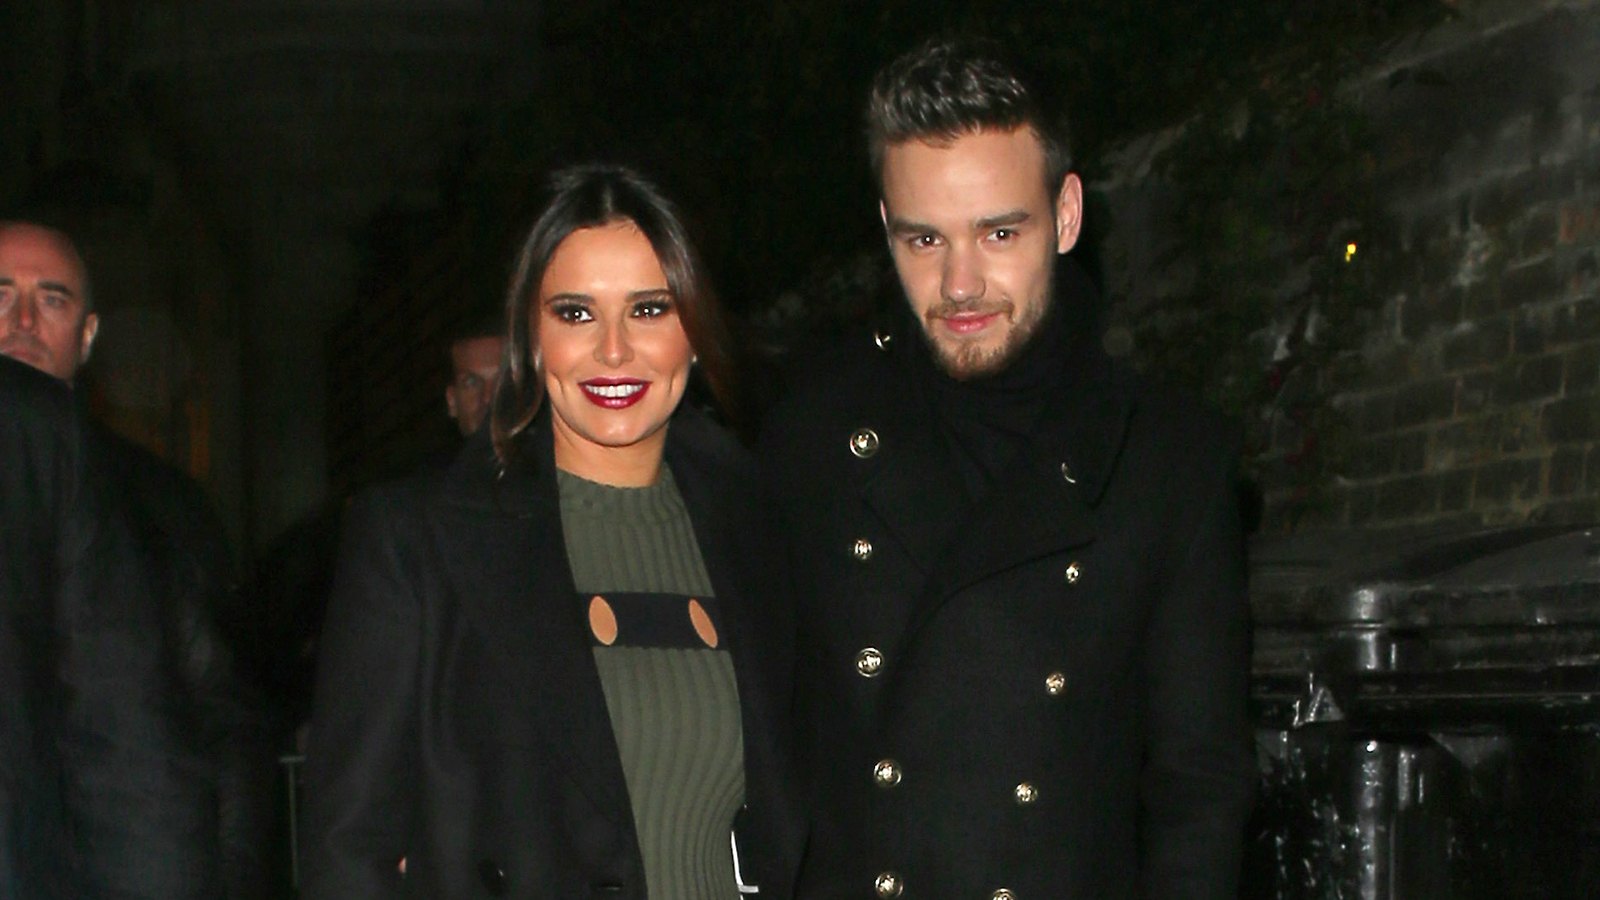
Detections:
870,255,1132,505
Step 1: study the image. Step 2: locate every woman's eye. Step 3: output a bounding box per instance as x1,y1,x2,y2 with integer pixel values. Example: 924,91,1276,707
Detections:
550,302,592,323
632,298,673,318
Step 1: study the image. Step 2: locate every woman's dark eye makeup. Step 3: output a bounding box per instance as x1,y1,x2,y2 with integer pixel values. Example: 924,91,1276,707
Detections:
632,295,674,318
548,300,591,323
545,292,673,322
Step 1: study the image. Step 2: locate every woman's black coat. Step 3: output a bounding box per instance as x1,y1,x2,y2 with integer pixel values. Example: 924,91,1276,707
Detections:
301,408,802,899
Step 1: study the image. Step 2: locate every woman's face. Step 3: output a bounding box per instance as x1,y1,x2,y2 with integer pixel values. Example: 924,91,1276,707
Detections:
536,219,694,484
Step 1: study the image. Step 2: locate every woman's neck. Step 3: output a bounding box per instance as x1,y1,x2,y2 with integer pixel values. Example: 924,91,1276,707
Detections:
551,425,667,487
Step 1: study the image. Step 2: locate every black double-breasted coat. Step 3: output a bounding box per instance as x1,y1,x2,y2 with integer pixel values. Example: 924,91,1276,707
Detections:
759,267,1256,899
301,407,803,899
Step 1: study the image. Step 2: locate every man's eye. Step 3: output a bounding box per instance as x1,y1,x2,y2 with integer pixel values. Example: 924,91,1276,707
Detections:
42,293,68,309
908,234,940,250
461,374,482,389
991,228,1017,242
550,302,592,323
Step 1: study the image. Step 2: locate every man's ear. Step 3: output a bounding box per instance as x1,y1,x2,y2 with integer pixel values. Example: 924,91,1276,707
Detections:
78,312,100,363
1054,174,1084,254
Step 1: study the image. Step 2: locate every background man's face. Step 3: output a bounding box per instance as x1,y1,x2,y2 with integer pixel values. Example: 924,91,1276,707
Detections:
0,224,98,382
880,127,1081,379
445,334,504,435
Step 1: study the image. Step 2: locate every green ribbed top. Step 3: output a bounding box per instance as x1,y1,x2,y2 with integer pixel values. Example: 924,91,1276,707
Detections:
558,467,744,900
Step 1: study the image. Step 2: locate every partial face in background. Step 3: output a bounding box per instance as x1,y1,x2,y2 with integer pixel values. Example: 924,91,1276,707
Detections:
879,126,1081,379
445,334,504,436
0,223,99,382
536,219,694,483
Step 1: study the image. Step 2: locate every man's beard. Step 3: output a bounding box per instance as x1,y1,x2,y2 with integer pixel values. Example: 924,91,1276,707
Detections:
921,291,1051,380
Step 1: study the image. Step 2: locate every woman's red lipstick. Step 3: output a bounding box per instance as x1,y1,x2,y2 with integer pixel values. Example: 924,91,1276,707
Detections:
580,378,650,409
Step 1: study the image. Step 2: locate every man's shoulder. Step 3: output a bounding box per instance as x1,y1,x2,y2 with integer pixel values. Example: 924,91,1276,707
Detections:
0,355,73,430
0,358,81,520
1110,368,1244,478
760,327,900,441
90,424,233,557
1140,374,1239,441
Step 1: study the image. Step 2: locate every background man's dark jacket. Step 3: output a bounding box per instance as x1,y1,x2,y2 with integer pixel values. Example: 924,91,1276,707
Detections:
301,407,804,899
760,264,1257,898
0,355,218,898
93,425,279,899
0,357,84,898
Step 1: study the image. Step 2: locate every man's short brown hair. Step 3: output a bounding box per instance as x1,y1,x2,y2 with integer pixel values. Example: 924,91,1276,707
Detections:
865,37,1073,192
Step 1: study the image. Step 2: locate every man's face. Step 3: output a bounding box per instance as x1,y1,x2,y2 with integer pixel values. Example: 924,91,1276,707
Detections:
880,127,1081,379
0,224,98,382
445,334,504,436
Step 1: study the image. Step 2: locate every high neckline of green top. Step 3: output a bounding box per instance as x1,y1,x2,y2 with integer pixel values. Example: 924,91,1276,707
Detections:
556,466,685,522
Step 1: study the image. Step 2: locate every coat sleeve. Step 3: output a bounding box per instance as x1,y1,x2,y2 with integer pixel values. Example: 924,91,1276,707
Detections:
1137,438,1256,899
55,445,221,898
299,490,422,900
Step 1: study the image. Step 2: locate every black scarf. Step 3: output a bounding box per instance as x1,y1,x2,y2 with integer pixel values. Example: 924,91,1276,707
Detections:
899,257,1102,503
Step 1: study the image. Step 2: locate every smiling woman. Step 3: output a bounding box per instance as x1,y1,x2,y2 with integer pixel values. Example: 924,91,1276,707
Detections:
490,165,736,471
301,164,802,900
537,220,696,487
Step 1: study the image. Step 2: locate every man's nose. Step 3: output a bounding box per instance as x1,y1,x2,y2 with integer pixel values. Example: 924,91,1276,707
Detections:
941,246,985,302
10,296,38,331
595,319,634,366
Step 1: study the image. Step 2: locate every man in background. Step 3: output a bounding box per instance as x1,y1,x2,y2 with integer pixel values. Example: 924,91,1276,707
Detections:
0,354,214,899
443,310,505,438
0,219,274,898
0,220,97,381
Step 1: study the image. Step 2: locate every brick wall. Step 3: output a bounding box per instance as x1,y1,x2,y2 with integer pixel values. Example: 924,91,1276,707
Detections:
1101,0,1600,533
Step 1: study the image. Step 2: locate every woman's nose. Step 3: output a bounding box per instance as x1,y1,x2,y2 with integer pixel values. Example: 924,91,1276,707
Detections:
595,319,633,365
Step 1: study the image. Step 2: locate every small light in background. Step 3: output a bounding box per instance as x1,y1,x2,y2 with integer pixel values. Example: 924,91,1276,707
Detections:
1344,242,1358,263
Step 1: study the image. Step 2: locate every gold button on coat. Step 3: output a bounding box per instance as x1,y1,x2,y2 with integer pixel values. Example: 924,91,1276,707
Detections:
856,647,884,677
1064,562,1081,584
1014,782,1038,805
852,538,874,561
1045,671,1067,695
875,871,903,898
1059,461,1076,484
849,428,881,458
873,759,902,788
992,890,1017,900
874,330,894,351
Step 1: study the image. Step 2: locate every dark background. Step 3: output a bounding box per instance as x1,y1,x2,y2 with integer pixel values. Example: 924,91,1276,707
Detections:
6,0,1597,558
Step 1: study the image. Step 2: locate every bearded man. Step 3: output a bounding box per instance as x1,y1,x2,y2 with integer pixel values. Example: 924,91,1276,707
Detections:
760,39,1256,899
